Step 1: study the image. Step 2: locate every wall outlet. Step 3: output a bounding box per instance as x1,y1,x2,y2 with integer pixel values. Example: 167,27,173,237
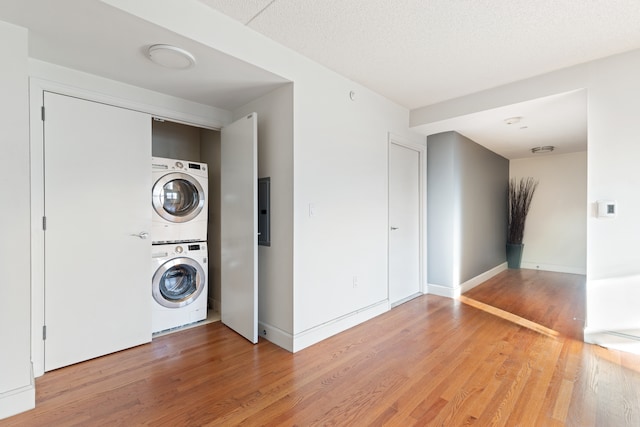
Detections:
352,276,359,288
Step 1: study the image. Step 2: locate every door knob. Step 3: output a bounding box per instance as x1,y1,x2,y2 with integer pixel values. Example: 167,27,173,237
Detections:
390,227,399,231
131,232,149,239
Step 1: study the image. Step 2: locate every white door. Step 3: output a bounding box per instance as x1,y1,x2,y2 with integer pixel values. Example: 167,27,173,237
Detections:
220,113,258,343
389,141,422,305
43,92,151,371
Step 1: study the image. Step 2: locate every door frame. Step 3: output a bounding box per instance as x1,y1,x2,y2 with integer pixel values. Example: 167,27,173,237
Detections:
388,133,427,301
29,78,225,377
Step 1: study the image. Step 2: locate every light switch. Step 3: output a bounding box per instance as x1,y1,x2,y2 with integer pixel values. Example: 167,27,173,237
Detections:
309,203,316,217
597,200,617,218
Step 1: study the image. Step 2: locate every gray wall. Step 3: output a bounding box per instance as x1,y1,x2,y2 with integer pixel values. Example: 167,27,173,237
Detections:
427,133,456,286
458,134,509,282
200,130,221,311
427,131,508,288
152,120,203,161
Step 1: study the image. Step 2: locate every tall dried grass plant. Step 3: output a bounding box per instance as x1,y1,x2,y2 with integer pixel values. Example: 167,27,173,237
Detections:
508,177,538,244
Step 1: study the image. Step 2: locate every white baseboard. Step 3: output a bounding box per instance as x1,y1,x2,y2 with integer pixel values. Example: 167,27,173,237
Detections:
0,368,35,420
460,262,508,293
390,292,423,308
584,327,640,355
428,263,508,299
290,300,389,353
427,283,461,298
520,262,586,275
258,321,294,353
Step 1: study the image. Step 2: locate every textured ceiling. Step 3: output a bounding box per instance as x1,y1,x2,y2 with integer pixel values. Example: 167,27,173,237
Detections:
198,0,640,158
199,0,640,109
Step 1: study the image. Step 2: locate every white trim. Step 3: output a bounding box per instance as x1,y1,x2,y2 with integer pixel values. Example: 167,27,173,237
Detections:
459,263,508,293
427,283,461,298
387,133,427,301
31,78,228,129
28,58,233,128
258,321,294,353
0,368,35,420
520,262,586,275
29,80,45,378
390,292,423,308
584,328,640,355
291,300,389,352
427,263,507,298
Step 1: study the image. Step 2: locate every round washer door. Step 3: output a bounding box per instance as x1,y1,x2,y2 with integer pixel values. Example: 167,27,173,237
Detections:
152,172,205,223
152,256,206,308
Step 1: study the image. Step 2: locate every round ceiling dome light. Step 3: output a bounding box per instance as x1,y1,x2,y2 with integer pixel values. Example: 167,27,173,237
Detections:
147,44,196,69
531,146,555,154
504,116,522,125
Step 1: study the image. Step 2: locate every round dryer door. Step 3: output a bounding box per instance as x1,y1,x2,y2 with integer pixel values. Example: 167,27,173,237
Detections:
152,172,205,223
152,257,206,308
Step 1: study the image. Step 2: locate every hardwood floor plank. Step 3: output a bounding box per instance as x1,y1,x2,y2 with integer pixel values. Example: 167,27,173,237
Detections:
552,378,574,422
4,270,640,426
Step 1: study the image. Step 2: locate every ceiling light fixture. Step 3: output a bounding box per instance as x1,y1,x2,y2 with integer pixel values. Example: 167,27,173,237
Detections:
504,116,522,125
531,146,555,154
147,44,196,69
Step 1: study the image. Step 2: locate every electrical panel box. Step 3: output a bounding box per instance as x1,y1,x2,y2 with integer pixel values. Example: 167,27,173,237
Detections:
258,177,271,246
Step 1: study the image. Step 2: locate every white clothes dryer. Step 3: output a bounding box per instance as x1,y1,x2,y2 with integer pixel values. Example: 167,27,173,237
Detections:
151,157,208,243
151,242,208,333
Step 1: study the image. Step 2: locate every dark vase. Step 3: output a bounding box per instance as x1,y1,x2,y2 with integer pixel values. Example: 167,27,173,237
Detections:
506,243,524,269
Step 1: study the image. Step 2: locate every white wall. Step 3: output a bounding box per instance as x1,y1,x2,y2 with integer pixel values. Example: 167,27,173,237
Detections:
412,48,640,350
510,152,587,274
29,60,232,129
292,73,409,339
0,21,34,418
105,0,420,350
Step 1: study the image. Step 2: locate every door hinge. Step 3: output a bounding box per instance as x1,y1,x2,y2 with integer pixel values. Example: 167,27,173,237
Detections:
42,216,47,231
42,325,47,340
41,106,45,121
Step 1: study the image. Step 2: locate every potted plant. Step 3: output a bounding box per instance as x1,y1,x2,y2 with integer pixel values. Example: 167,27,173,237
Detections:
507,177,538,268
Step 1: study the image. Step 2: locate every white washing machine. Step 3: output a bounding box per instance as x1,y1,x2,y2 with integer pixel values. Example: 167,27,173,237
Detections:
151,242,208,333
151,157,208,243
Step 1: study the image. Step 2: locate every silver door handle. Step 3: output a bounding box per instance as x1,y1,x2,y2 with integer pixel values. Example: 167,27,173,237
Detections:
131,232,149,239
390,227,399,231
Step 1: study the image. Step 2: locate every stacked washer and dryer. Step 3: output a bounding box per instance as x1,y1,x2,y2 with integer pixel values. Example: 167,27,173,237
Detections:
150,157,209,333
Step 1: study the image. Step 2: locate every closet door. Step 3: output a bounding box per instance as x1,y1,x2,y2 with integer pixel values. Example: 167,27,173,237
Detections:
220,113,258,343
389,141,422,305
43,92,151,371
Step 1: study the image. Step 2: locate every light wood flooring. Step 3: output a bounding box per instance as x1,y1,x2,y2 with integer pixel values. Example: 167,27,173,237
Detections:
4,269,640,426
